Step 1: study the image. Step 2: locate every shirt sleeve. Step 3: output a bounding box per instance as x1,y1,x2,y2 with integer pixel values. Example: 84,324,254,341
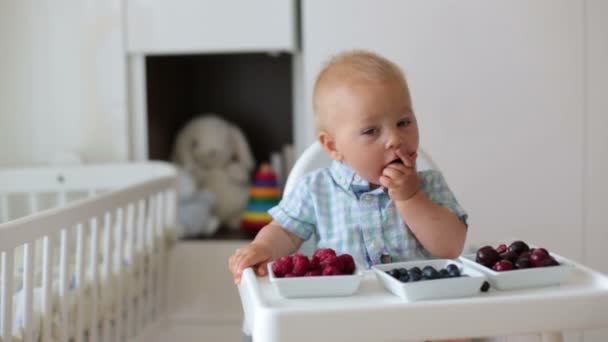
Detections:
268,176,317,240
418,170,469,226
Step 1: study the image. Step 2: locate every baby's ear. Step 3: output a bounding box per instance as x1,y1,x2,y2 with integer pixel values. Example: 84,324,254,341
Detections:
318,130,342,161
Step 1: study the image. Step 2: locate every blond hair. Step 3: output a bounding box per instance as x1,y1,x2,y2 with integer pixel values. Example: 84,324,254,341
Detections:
313,50,409,130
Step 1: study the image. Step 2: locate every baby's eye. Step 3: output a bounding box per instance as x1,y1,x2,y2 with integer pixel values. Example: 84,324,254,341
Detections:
397,119,411,128
361,127,379,135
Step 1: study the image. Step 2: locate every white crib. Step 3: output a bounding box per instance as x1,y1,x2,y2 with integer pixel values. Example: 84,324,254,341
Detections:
0,162,178,342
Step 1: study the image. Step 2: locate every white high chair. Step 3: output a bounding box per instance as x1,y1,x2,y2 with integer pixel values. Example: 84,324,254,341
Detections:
239,142,578,342
283,141,439,256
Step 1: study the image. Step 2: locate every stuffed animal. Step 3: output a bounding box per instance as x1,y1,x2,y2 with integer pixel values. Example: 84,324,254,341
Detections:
173,114,255,230
176,168,220,238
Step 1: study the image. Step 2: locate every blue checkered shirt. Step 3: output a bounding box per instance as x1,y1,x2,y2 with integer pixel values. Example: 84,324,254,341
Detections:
268,161,468,269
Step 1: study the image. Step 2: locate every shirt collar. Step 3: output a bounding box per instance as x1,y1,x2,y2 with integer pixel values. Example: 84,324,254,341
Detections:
329,161,384,197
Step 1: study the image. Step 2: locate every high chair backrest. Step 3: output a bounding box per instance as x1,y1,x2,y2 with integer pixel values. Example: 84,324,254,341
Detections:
284,142,438,255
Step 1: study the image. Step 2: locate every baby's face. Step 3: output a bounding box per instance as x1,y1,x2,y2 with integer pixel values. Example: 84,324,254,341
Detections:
323,78,419,184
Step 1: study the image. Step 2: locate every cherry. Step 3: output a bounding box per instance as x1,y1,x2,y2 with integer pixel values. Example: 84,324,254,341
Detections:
508,240,530,255
476,246,500,268
500,251,519,263
495,244,508,254
492,259,514,272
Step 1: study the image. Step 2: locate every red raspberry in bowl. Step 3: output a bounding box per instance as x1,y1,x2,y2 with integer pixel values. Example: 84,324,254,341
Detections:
320,255,344,272
313,248,337,262
305,269,322,276
271,256,293,277
338,254,356,274
291,253,310,276
322,265,343,276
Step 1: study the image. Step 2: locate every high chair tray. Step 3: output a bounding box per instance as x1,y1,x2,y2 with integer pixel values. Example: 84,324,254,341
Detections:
238,255,608,342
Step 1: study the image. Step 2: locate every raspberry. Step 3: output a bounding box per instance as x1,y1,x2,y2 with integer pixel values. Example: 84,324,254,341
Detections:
271,256,293,277
338,254,356,274
320,255,344,272
313,248,337,262
284,273,297,277
305,269,322,276
291,253,310,276
309,255,321,269
322,265,343,276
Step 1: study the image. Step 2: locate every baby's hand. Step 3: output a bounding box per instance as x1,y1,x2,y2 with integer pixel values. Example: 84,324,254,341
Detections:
379,149,419,202
228,242,273,284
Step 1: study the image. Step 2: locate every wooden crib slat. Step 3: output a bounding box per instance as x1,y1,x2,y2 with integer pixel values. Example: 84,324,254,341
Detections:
41,236,53,342
149,193,162,319
136,200,146,332
75,223,85,342
101,212,112,342
59,229,70,342
144,195,156,326
89,217,99,342
1,250,14,342
124,203,135,338
23,242,36,342
114,208,125,342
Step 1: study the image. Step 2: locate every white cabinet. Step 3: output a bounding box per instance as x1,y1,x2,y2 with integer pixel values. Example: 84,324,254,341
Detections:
126,0,297,54
301,0,585,260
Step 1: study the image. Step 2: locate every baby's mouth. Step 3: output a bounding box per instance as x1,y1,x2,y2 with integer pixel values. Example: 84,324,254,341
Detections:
386,158,403,167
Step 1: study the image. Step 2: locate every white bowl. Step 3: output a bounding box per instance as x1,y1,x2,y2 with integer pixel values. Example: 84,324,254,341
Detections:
460,253,574,290
372,259,487,301
267,262,363,298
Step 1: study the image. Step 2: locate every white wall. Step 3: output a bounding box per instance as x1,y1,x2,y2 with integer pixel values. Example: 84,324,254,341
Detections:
0,0,128,167
301,0,586,260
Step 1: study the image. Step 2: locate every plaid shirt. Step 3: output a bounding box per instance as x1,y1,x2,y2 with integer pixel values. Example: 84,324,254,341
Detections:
269,161,468,269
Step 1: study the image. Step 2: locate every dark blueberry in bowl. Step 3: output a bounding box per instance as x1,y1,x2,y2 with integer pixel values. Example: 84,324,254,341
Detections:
476,246,500,268
447,267,461,278
508,240,530,255
409,266,422,275
397,268,408,276
480,281,491,292
446,264,459,273
399,274,410,283
387,269,400,278
409,271,422,282
422,266,440,280
439,269,450,278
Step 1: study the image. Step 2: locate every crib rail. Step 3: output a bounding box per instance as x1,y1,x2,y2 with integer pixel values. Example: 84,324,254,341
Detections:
0,162,177,342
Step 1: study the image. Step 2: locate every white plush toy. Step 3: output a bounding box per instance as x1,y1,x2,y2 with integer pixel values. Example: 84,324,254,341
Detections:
176,168,220,237
173,114,255,230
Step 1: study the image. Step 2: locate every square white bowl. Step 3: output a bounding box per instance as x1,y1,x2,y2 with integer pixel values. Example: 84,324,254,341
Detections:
460,253,574,290
267,262,363,298
372,259,487,301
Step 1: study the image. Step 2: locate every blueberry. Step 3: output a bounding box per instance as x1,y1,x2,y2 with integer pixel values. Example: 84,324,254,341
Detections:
386,269,400,278
446,264,459,273
480,281,490,292
439,269,450,278
397,268,408,277
422,266,439,280
409,271,422,282
399,274,410,283
409,266,422,275
447,267,461,278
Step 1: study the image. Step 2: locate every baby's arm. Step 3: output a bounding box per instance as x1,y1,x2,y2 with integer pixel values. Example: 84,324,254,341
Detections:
229,220,304,284
395,194,466,259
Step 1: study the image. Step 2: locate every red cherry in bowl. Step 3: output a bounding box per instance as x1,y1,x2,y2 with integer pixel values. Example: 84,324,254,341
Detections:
492,260,514,272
